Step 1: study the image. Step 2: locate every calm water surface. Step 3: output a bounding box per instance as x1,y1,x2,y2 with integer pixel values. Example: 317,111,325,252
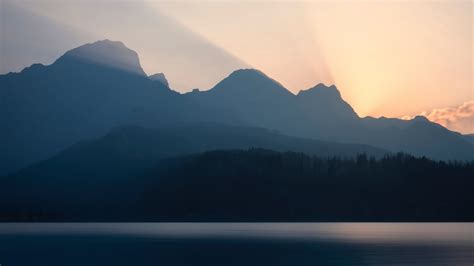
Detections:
0,223,472,266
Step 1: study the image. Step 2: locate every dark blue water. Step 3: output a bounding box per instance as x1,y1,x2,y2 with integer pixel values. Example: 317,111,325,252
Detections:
0,223,472,266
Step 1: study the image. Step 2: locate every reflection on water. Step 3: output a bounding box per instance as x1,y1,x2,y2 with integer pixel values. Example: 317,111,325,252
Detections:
0,223,472,266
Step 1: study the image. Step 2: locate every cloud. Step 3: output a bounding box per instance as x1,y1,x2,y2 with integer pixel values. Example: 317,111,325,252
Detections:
402,101,474,134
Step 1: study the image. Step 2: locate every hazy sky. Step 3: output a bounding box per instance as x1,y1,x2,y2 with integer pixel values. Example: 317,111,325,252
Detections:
1,0,473,133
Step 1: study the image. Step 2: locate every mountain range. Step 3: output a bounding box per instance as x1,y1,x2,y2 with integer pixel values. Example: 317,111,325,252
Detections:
1,39,473,176
0,125,388,220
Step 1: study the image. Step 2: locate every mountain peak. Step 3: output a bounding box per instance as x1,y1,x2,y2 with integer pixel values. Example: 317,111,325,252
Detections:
228,68,266,78
296,83,358,119
91,39,127,47
297,83,340,98
412,115,429,123
149,73,169,87
211,68,293,98
56,39,146,76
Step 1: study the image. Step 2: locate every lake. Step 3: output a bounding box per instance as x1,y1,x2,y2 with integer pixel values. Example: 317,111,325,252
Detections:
0,223,472,266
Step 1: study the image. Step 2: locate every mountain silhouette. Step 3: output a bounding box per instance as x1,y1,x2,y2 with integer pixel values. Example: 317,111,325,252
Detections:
292,83,361,140
186,68,474,158
296,83,358,120
210,69,293,98
0,40,473,175
185,69,297,131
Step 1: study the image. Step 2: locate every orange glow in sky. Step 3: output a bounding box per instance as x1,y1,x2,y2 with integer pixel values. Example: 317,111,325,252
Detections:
154,1,472,119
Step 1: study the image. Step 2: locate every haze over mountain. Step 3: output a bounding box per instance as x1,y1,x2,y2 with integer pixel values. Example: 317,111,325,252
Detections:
0,124,387,218
0,40,473,175
11,124,386,180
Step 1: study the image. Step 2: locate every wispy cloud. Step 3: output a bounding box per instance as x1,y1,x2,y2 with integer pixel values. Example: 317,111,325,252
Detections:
402,101,474,134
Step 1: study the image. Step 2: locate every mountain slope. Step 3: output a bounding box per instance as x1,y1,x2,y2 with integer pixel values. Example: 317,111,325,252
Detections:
0,124,387,219
185,69,298,130
11,124,388,180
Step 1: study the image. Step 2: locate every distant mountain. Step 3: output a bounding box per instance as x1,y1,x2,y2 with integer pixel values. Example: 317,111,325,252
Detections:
185,69,297,131
293,83,361,140
149,73,169,87
296,83,358,120
186,69,474,160
356,116,474,159
184,70,364,140
1,40,473,175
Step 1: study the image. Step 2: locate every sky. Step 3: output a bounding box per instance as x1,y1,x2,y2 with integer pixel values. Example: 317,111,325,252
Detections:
1,0,473,133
